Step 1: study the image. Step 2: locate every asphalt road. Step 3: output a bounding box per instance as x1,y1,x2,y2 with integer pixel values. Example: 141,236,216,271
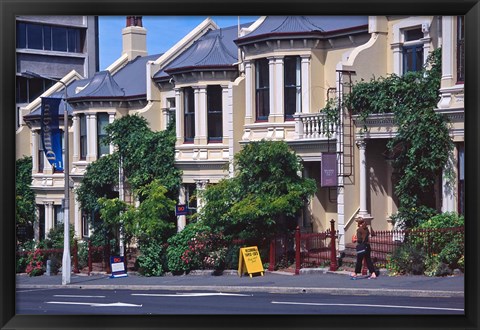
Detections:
16,287,464,315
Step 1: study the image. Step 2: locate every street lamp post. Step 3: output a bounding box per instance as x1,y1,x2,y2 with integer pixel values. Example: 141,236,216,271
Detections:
22,71,71,285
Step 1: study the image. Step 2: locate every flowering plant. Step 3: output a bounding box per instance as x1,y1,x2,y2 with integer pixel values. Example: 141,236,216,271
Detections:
25,249,45,277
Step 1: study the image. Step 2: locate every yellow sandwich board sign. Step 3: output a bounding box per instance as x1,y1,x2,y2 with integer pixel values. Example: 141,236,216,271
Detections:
238,246,264,277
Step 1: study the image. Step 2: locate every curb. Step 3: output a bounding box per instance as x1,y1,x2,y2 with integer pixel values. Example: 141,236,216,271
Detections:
15,283,463,298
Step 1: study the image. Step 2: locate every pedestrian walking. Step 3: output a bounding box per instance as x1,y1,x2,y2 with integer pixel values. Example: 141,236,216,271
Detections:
351,219,378,279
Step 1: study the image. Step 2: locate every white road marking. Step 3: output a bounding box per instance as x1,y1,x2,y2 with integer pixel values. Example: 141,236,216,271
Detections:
271,301,464,312
132,292,252,297
53,295,106,298
46,301,142,307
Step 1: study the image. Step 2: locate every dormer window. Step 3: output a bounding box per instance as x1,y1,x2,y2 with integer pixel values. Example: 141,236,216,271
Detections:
255,58,270,121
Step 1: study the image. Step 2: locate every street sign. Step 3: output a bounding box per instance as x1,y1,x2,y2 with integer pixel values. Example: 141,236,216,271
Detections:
176,204,189,216
238,246,264,278
110,256,127,278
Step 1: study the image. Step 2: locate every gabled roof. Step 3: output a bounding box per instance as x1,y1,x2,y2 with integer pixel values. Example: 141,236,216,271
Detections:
235,16,368,45
154,24,249,80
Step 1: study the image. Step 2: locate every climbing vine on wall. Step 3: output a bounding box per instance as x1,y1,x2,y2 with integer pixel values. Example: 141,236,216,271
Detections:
346,48,454,228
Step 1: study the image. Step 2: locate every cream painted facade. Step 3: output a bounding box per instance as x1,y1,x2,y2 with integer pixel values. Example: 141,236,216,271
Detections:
18,16,464,253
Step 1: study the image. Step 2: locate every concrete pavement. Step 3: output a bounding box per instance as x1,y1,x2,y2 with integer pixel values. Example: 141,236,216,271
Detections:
16,269,464,298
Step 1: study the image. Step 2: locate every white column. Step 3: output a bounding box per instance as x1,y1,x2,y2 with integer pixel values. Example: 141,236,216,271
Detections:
175,88,183,144
268,57,275,121
87,114,98,161
197,86,207,144
244,60,253,124
194,87,201,145
274,56,284,118
356,139,372,220
194,179,209,214
72,115,79,162
301,55,311,114
177,185,187,232
32,131,39,173
441,16,454,86
44,202,54,237
442,150,456,212
222,85,229,145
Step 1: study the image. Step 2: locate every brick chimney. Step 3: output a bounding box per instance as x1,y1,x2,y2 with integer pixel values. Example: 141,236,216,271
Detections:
122,16,147,60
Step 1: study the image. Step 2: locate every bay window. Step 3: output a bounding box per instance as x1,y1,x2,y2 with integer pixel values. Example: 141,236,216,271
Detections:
97,113,110,157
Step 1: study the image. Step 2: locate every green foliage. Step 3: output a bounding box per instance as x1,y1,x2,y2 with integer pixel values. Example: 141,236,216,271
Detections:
388,241,426,275
104,114,181,196
348,48,452,228
136,240,167,276
25,249,45,277
132,180,177,242
16,156,36,241
418,212,464,275
43,224,76,249
76,154,119,214
166,222,226,274
201,140,316,246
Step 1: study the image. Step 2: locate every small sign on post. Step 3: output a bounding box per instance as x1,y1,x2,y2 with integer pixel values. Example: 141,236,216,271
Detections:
238,246,264,278
110,256,127,278
175,204,189,216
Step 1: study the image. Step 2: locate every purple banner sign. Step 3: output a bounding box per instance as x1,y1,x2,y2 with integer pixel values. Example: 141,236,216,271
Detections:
321,153,338,187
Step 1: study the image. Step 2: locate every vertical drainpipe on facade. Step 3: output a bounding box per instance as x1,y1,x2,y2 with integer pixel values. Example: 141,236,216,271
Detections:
335,63,345,251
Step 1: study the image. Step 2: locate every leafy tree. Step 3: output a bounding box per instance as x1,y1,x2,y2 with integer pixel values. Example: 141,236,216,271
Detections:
348,48,453,227
16,156,36,242
201,140,317,247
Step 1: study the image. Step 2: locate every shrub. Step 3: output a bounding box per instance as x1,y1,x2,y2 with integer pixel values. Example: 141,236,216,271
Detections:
166,222,227,274
25,249,45,277
16,240,36,273
388,241,426,275
136,240,167,277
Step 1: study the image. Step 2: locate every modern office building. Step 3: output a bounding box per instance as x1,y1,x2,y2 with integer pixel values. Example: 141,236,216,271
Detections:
19,16,464,251
16,15,99,158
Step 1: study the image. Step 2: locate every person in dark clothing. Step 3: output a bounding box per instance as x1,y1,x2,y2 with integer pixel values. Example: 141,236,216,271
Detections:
351,219,377,279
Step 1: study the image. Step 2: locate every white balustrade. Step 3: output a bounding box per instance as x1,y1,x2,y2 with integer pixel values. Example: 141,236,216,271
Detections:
294,113,337,140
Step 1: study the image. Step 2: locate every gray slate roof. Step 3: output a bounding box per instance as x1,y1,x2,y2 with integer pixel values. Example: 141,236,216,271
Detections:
24,54,161,119
235,16,368,44
154,24,249,80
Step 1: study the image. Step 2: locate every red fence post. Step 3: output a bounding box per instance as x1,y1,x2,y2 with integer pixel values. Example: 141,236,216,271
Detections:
329,219,338,271
295,226,301,275
88,240,92,275
268,237,275,271
73,240,80,273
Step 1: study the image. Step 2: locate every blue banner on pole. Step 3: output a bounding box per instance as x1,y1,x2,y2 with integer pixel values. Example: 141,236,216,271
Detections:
41,97,63,171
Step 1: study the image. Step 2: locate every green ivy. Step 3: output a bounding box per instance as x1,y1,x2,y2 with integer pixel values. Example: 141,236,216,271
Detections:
347,48,453,227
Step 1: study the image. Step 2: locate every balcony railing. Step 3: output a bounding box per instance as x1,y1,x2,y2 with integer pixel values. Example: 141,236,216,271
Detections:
294,113,337,140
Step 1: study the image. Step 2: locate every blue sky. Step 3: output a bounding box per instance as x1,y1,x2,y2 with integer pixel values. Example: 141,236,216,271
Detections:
98,16,260,70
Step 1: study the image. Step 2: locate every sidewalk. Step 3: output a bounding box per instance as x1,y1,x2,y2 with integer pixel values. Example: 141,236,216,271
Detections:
16,269,464,298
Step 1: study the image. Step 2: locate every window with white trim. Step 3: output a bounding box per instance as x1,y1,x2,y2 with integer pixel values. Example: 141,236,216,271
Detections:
183,87,195,142
207,85,223,142
402,28,424,74
255,58,269,121
79,114,87,160
284,56,301,119
97,113,110,157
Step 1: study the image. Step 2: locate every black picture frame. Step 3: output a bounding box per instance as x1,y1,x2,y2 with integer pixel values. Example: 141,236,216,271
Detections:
1,0,479,329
